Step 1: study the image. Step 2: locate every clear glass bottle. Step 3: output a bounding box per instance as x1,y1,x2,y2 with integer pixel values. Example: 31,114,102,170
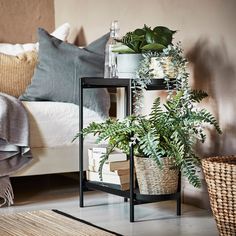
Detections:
104,20,119,78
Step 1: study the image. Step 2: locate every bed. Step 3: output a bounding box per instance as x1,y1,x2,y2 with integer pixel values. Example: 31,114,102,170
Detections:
0,23,111,179
12,101,105,176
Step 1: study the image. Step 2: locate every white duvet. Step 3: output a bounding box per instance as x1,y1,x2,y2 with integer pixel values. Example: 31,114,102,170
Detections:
22,101,105,148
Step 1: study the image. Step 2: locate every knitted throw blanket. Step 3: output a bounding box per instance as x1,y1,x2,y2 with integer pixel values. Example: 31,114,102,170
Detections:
0,93,32,207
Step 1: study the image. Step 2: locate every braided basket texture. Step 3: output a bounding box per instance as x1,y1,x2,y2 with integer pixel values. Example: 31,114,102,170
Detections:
134,156,179,195
202,156,236,236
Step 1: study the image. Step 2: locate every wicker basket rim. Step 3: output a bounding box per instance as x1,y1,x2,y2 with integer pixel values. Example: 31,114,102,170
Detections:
202,156,236,165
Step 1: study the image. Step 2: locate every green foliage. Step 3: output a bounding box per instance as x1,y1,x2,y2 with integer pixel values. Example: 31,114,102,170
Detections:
78,84,221,187
190,90,208,102
113,25,176,54
74,43,222,188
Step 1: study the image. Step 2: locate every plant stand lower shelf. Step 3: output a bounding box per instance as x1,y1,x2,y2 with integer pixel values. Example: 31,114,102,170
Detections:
85,181,181,205
79,77,181,222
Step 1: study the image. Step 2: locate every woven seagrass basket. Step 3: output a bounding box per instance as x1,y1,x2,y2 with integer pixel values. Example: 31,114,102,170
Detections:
134,156,179,195
202,156,236,236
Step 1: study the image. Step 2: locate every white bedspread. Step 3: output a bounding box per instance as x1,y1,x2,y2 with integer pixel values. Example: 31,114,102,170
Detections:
22,101,105,148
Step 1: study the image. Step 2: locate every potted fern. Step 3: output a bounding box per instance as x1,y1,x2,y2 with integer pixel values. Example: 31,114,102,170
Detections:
80,77,221,194
113,25,176,78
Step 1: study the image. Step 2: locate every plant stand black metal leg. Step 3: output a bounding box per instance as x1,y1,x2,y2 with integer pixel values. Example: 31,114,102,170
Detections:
176,172,181,215
177,196,181,216
127,79,135,222
79,78,84,207
129,142,134,222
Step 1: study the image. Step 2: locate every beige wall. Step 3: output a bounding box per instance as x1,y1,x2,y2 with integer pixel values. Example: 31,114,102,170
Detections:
55,0,236,156
0,0,55,43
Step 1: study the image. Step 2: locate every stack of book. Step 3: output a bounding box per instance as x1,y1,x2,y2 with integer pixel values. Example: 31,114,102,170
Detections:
87,146,131,190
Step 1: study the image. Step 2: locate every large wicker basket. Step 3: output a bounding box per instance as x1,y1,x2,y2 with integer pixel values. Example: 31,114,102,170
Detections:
202,156,236,236
134,156,179,195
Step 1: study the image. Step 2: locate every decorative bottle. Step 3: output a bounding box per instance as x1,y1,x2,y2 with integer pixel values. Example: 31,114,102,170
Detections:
104,20,119,78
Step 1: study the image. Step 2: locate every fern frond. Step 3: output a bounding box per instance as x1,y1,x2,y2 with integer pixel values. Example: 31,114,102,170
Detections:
190,90,208,102
149,97,163,123
73,121,109,142
163,128,201,188
181,157,201,188
98,141,127,180
72,132,80,143
96,123,130,143
163,135,185,166
192,109,222,134
98,153,109,181
139,131,163,166
82,121,110,136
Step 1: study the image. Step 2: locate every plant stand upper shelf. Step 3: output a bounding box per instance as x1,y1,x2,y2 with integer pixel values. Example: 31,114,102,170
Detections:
79,77,181,222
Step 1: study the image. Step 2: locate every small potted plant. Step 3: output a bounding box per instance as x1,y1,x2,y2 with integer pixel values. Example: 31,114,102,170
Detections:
113,25,176,78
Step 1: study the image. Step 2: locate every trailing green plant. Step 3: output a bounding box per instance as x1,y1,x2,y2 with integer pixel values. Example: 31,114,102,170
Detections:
113,25,176,54
133,43,184,115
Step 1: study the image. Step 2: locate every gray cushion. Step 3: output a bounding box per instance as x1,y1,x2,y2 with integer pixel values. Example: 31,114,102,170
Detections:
20,28,110,117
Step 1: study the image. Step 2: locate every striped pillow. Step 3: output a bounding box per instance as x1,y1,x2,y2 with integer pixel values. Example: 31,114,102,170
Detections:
0,51,37,97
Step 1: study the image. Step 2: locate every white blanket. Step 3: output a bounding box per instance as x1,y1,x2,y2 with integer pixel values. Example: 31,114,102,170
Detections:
22,101,105,148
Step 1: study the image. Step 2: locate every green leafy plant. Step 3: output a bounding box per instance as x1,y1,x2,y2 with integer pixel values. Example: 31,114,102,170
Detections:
78,85,221,187
74,40,222,188
132,43,185,114
113,25,176,54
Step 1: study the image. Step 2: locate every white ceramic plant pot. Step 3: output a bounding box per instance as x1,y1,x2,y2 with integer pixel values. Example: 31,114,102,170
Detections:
117,53,143,78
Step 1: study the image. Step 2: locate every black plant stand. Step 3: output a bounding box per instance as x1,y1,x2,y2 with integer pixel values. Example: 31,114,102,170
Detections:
79,77,181,222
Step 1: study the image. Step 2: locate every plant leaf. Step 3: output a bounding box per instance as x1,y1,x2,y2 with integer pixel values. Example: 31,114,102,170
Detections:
141,43,166,52
134,28,146,36
139,131,163,166
153,26,177,46
190,90,208,102
112,44,136,53
145,30,156,44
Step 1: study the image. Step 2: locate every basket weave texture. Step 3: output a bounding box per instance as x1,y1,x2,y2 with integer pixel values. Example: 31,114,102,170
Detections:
202,156,236,236
134,156,179,195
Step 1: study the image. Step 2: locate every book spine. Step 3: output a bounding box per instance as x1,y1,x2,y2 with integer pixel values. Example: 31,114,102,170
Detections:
92,147,107,153
107,153,127,162
87,171,131,183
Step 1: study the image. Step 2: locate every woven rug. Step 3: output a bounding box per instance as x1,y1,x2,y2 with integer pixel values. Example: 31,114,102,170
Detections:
0,210,122,236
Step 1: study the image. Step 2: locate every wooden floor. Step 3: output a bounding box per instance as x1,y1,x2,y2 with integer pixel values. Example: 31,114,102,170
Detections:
0,174,218,236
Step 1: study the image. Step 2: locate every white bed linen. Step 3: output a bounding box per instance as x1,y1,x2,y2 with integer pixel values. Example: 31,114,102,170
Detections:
22,101,105,148
12,101,105,176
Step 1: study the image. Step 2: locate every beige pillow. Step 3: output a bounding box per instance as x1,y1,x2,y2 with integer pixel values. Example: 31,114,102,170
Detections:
0,51,38,97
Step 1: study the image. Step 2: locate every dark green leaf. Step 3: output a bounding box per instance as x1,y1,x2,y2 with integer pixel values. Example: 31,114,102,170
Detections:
134,28,146,36
141,43,166,52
